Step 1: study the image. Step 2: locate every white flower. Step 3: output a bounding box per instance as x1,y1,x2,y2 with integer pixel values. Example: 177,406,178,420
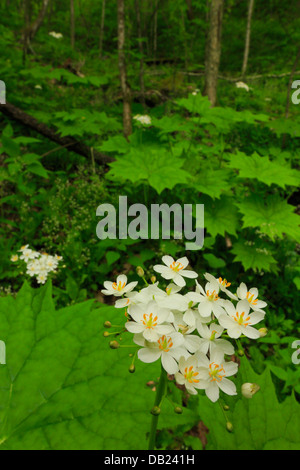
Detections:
133,114,151,125
153,256,198,287
204,273,237,300
218,300,265,339
189,280,226,318
35,85,42,90
26,259,42,277
114,291,138,308
235,81,250,92
101,274,138,297
37,272,48,284
49,31,63,39
125,300,173,342
19,247,40,262
11,254,18,262
196,322,234,356
135,331,188,374
236,282,267,312
195,349,238,402
172,312,202,353
175,355,205,395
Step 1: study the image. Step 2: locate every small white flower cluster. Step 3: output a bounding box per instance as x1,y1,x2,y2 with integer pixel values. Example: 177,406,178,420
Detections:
102,256,267,403
133,114,152,126
235,81,250,92
11,245,63,284
49,31,63,39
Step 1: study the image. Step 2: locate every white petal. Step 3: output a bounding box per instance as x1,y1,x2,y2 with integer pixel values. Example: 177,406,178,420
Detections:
129,304,144,322
162,255,175,267
183,309,196,327
242,326,260,339
218,313,236,330
176,257,189,268
248,311,265,325
223,361,238,377
156,324,174,335
206,382,220,402
184,334,202,353
237,282,247,299
161,352,179,374
125,322,144,334
116,274,127,285
138,348,161,363
181,270,198,279
175,372,185,385
198,301,212,317
218,378,237,396
173,274,186,287
123,281,138,293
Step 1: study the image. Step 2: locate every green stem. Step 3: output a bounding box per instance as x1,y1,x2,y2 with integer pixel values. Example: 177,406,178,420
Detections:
148,365,167,450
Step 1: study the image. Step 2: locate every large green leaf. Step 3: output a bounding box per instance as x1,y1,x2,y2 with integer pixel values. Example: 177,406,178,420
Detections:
228,151,300,188
237,195,300,241
107,149,191,194
231,239,278,272
201,195,240,237
0,283,195,450
192,167,233,199
198,357,300,450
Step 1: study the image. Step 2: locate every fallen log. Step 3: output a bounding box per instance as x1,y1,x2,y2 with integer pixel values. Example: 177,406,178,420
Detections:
0,101,114,165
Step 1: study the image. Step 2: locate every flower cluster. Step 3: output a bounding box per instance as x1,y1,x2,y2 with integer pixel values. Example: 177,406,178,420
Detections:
11,245,63,284
102,255,267,402
49,31,63,39
235,81,250,92
133,114,152,126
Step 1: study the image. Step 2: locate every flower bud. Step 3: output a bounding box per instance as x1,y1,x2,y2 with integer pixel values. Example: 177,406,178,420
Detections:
174,406,183,414
150,406,161,416
237,349,244,357
150,275,156,283
136,266,144,277
223,404,230,411
103,331,110,337
259,327,268,337
241,382,260,399
104,321,111,328
226,422,233,433
109,340,120,349
128,364,135,373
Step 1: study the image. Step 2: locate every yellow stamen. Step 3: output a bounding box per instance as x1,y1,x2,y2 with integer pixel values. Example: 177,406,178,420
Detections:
170,261,184,272
209,362,225,382
184,366,200,383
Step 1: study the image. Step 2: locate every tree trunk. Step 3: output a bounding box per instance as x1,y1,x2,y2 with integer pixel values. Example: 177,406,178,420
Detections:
241,0,255,77
28,0,51,40
23,0,31,62
0,101,113,165
135,0,146,108
70,0,75,49
186,0,194,20
203,0,224,107
117,0,132,138
99,0,106,58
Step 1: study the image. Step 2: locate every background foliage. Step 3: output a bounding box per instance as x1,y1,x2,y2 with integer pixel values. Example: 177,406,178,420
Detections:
0,0,299,450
